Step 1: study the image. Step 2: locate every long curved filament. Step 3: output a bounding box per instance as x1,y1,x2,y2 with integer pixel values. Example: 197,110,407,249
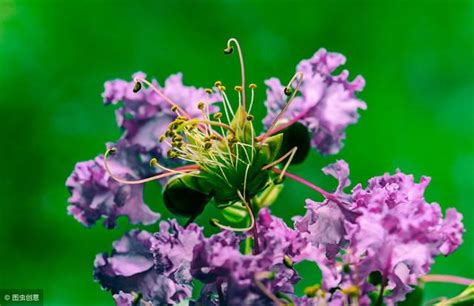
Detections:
226,38,247,110
422,274,473,286
104,148,199,185
259,72,304,143
271,167,335,200
261,147,298,171
256,107,310,141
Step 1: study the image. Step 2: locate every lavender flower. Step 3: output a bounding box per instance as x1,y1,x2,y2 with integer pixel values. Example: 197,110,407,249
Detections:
191,210,306,305
263,49,366,155
66,154,159,228
96,221,203,305
346,171,464,303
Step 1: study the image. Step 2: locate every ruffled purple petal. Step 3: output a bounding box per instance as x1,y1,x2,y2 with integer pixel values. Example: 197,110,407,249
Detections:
263,48,366,155
66,154,159,228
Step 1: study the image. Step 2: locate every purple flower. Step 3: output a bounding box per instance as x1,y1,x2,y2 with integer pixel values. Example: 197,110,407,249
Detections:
150,219,204,294
103,72,220,158
66,154,159,228
191,210,306,305
96,221,204,305
293,160,356,259
346,171,464,303
263,49,366,155
94,230,156,300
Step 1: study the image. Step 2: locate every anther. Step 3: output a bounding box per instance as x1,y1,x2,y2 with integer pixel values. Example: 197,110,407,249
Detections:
284,87,292,96
234,85,242,92
167,149,179,159
249,83,257,89
210,218,219,227
197,102,205,110
171,105,178,112
283,255,293,268
172,142,183,148
341,285,359,296
214,81,222,87
205,88,213,94
159,135,166,142
274,177,284,185
172,135,183,142
149,158,158,167
204,142,212,150
304,284,321,298
217,85,226,91
224,46,233,54
213,112,222,120
246,114,254,121
108,147,117,154
133,82,142,93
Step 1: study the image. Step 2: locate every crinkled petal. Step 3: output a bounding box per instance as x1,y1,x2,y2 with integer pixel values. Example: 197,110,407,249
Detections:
66,155,159,228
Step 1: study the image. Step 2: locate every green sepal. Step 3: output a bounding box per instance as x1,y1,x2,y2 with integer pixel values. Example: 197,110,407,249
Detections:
220,202,248,223
230,105,254,143
258,133,283,163
253,182,284,208
163,174,213,217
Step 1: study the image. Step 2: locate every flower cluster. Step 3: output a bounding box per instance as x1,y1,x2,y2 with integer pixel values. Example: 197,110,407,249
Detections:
66,39,468,305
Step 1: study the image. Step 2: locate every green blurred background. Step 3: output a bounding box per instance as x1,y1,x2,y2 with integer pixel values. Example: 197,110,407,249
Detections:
0,0,473,305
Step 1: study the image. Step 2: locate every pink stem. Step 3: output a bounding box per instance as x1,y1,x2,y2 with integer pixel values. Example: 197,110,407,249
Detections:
271,167,333,200
257,108,309,141
422,274,474,286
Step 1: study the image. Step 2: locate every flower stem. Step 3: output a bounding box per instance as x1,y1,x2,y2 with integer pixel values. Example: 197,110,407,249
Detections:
422,274,474,286
375,278,386,306
271,167,334,200
250,202,260,254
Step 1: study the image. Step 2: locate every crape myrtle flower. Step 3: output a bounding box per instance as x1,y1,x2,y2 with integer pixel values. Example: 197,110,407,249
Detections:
293,161,465,304
95,221,203,305
66,150,159,228
345,171,465,304
191,209,309,306
263,48,366,155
